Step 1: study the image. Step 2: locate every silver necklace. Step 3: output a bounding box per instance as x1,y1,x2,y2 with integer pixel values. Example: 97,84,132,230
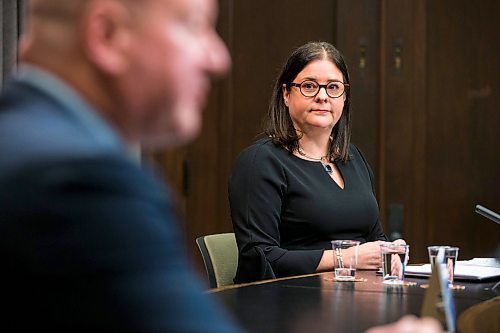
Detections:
297,147,333,174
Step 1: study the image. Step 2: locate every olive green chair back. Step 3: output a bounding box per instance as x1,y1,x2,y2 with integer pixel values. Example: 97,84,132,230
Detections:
196,233,238,288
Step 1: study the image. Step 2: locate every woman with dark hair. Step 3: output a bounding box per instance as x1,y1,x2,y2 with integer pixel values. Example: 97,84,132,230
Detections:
229,42,406,283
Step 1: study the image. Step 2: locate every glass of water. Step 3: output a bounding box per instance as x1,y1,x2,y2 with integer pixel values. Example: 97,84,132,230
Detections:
428,246,460,288
331,240,360,281
380,243,409,284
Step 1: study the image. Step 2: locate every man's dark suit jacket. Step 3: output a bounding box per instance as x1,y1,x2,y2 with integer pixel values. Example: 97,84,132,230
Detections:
0,77,240,331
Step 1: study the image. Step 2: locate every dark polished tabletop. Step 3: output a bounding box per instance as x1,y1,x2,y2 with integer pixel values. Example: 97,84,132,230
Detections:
212,271,500,333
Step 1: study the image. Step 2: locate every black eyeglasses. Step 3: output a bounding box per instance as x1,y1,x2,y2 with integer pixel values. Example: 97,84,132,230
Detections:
286,80,349,98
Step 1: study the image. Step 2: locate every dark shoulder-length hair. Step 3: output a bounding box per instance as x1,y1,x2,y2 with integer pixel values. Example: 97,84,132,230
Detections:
264,41,351,162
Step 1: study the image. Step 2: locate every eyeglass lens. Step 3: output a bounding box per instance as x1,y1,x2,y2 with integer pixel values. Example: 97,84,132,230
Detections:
300,80,346,98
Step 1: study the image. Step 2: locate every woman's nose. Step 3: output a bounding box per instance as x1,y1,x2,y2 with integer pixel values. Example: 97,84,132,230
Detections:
315,86,329,101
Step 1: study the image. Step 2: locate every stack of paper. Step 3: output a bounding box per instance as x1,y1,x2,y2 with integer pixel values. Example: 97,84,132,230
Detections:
405,258,500,281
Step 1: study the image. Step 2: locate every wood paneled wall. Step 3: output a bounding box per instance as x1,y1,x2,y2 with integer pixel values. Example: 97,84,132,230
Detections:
424,0,499,259
0,0,24,88
336,0,500,262
145,0,500,274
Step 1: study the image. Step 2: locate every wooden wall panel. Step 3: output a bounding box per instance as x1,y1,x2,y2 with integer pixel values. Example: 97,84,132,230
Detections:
0,0,23,87
425,0,500,259
382,0,428,261
336,0,380,179
337,0,499,263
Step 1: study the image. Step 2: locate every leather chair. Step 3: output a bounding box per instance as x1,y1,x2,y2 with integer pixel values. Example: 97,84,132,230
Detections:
458,295,500,333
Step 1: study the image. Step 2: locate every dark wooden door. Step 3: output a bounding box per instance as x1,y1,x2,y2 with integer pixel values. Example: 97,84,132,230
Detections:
337,0,500,262
423,0,500,259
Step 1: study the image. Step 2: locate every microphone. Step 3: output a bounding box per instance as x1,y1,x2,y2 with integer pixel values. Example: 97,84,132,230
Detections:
475,204,500,225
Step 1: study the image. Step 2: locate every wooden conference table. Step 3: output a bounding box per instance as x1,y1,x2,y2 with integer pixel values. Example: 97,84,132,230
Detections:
212,270,499,333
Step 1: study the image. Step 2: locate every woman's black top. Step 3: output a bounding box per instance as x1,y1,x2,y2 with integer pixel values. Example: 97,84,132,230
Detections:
228,138,388,283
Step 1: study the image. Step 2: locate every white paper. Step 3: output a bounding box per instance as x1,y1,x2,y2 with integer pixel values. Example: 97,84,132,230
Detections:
405,258,500,281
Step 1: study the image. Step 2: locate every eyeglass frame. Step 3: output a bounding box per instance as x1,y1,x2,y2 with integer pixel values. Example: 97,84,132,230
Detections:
285,80,349,99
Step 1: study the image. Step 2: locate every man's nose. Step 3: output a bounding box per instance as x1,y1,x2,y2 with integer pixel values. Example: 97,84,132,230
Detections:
207,35,231,78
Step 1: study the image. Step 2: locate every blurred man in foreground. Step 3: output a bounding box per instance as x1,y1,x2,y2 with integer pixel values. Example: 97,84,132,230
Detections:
0,0,238,331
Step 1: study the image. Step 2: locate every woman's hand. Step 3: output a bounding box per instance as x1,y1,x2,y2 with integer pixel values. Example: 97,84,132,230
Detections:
391,238,410,264
357,240,389,269
316,238,410,272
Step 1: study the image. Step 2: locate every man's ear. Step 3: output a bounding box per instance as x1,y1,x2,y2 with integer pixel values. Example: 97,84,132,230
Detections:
81,0,134,75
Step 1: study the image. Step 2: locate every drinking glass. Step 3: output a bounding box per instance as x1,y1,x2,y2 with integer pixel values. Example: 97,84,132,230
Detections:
331,240,360,281
427,246,461,288
380,243,409,285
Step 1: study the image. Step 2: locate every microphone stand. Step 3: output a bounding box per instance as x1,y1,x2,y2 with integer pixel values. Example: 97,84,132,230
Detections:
475,204,500,225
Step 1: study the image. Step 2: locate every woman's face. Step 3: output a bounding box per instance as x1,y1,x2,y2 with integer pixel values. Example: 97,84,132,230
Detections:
283,59,345,135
